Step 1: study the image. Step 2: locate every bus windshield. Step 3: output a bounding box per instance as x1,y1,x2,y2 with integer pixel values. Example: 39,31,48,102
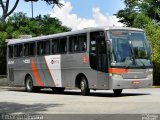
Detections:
108,30,152,68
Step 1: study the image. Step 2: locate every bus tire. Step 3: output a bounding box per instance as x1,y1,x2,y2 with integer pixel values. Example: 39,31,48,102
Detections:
25,76,34,92
113,89,122,96
52,87,65,94
80,77,90,96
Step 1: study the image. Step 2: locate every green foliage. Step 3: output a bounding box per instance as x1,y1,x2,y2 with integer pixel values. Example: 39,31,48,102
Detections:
0,12,71,75
146,25,160,85
116,0,160,26
133,14,153,28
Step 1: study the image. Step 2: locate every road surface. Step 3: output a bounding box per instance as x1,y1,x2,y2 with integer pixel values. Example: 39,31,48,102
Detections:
0,87,160,120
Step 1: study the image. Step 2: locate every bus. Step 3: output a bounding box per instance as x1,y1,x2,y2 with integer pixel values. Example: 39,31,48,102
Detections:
7,26,153,96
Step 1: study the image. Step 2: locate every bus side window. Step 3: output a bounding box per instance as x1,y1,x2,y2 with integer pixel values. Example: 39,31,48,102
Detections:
69,36,77,53
52,39,59,54
69,34,87,53
24,43,29,56
78,34,87,52
37,41,44,55
29,42,36,56
44,40,50,55
14,44,23,57
9,46,13,59
59,38,67,53
19,45,23,57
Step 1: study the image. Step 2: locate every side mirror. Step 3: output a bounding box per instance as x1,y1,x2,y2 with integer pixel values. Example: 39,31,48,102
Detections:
106,40,112,54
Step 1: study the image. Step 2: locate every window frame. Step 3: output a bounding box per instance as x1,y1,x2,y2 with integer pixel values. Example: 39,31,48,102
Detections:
13,44,23,58
8,45,14,59
69,33,87,54
51,37,67,55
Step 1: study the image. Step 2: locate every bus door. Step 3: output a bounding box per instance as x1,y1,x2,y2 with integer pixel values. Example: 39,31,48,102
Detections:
90,32,109,89
96,36,109,89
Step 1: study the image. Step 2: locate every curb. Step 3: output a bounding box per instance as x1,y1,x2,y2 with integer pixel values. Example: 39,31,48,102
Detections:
152,86,160,88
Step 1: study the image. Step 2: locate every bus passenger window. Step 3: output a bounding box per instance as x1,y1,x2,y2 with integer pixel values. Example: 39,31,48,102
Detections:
69,34,87,53
69,36,77,53
44,41,50,55
14,44,23,57
14,45,18,57
24,44,29,56
29,43,36,56
37,42,44,55
59,38,67,53
52,39,59,54
78,34,87,52
9,46,13,58
19,45,23,57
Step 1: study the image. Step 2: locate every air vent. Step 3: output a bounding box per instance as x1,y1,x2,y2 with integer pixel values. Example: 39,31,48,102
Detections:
20,35,32,39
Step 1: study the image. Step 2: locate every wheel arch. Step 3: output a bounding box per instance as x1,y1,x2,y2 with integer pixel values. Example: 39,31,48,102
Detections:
75,73,88,89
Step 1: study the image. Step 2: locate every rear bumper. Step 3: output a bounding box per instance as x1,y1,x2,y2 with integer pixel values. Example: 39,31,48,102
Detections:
109,77,153,90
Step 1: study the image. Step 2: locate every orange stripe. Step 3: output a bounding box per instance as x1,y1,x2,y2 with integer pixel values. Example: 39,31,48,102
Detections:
108,68,128,74
31,59,43,86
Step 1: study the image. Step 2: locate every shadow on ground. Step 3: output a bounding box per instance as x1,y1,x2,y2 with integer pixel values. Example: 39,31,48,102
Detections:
0,102,62,114
7,87,150,98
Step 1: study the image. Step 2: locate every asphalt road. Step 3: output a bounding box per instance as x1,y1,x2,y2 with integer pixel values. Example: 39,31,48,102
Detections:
0,87,160,120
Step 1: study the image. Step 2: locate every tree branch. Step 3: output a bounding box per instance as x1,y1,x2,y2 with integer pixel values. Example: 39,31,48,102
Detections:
6,0,19,17
6,0,9,12
0,0,5,11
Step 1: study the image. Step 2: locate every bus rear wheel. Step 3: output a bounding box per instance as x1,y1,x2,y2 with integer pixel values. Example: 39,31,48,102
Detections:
113,89,123,96
80,77,90,96
25,76,34,92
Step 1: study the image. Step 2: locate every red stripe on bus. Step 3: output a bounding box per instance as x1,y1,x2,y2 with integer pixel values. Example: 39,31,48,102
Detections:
108,68,128,74
31,59,43,86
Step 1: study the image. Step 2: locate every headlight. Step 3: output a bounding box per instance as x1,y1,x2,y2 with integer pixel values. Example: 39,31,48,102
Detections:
109,73,122,78
147,74,153,78
148,69,153,72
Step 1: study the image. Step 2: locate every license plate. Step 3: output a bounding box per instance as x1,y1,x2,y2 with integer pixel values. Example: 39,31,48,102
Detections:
132,81,140,85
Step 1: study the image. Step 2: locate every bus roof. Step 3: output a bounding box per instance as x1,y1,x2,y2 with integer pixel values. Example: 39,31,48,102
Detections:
7,26,144,45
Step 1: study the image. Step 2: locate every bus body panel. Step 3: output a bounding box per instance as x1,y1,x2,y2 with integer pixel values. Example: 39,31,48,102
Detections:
97,71,109,89
60,53,99,89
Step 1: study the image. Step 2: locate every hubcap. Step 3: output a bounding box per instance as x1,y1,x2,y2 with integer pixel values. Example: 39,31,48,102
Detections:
27,79,32,90
80,80,85,90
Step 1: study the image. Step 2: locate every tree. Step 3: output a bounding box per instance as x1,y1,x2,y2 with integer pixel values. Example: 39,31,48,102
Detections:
0,12,71,75
0,0,63,21
116,0,160,26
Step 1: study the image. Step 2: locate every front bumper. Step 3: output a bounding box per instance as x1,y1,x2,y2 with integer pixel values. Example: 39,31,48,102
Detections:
109,76,153,90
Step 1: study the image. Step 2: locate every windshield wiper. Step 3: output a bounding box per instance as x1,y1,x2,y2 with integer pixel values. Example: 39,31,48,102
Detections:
127,40,136,67
138,59,146,68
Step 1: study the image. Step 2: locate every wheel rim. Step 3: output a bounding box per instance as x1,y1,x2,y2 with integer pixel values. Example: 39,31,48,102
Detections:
80,80,85,91
27,79,32,91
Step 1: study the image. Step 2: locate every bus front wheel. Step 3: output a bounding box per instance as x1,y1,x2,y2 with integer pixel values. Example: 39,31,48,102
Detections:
80,77,90,96
25,76,34,92
113,89,123,96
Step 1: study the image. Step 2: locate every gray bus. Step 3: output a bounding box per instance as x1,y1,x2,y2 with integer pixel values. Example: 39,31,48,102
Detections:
7,26,153,95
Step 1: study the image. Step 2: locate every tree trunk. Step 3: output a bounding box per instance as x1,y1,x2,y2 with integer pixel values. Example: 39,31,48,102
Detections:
0,0,19,22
